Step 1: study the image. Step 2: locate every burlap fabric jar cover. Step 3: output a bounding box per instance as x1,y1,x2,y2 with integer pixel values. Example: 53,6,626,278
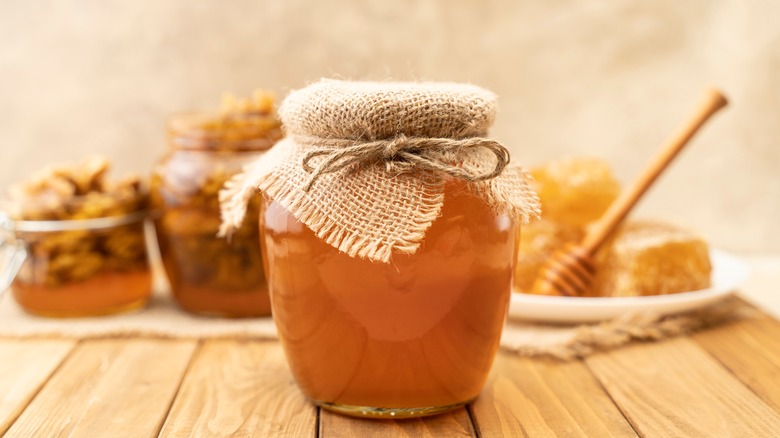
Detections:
219,79,540,418
220,79,539,256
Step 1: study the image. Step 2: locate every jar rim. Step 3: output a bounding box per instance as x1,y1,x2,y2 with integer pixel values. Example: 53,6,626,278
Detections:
0,209,151,233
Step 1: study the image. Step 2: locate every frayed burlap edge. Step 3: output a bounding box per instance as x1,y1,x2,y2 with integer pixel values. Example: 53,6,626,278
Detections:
220,138,290,237
220,80,540,262
500,296,753,360
258,166,444,262
220,138,540,263
472,165,540,225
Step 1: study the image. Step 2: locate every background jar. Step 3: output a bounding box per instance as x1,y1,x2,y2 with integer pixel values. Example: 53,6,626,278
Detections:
1,203,152,317
151,113,282,317
260,180,517,418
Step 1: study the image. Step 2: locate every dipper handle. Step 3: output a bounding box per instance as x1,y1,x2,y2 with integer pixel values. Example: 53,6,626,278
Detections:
581,88,728,255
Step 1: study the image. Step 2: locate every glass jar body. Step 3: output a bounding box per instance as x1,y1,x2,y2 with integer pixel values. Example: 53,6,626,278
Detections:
9,219,152,317
151,147,270,317
261,181,517,418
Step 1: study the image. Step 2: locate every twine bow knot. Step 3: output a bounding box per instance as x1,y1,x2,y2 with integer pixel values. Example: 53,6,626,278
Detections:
300,134,510,191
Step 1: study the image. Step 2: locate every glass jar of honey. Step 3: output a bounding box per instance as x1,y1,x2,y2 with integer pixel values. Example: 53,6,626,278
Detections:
262,180,517,417
221,81,540,418
151,92,283,317
0,158,152,317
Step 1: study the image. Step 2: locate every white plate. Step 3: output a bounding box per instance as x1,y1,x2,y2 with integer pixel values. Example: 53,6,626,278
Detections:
508,249,749,323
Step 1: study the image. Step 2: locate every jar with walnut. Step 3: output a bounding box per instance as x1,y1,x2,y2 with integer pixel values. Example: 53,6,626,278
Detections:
151,92,283,317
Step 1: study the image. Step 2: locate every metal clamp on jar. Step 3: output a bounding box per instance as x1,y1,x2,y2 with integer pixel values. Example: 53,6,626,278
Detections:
0,214,28,294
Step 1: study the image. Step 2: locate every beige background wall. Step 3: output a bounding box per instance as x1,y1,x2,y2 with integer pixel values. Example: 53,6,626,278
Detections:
1,0,778,252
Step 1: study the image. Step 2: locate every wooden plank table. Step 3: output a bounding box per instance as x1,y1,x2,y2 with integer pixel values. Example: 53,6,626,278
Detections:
2,299,780,437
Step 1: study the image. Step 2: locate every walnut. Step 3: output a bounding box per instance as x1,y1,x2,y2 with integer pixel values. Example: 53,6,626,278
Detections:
4,156,150,289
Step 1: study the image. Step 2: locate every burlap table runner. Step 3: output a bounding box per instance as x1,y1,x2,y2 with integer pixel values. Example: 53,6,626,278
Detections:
0,265,278,339
501,296,749,360
0,284,747,360
0,288,277,339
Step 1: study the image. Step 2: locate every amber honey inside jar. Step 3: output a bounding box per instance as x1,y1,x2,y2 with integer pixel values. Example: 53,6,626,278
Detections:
9,220,152,317
1,157,152,317
261,180,517,417
151,91,283,317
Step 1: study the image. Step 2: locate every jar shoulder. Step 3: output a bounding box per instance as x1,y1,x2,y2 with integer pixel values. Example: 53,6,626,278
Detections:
151,149,264,204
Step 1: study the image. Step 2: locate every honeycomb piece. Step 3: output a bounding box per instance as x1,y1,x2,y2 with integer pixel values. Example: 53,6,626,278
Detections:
531,157,621,227
592,220,712,297
514,219,584,293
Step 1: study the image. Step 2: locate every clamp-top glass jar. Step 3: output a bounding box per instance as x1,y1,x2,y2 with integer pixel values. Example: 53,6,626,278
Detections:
1,158,152,317
151,92,283,317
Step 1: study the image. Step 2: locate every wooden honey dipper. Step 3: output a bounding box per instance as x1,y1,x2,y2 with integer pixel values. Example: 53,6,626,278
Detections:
531,88,729,297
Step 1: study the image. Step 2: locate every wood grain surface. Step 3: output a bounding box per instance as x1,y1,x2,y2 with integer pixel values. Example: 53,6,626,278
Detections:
3,339,196,438
586,337,780,437
693,314,780,411
472,354,637,437
0,339,76,435
160,340,316,438
2,297,780,437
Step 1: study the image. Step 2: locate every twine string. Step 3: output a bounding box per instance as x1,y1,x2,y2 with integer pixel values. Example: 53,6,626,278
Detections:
299,134,510,191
